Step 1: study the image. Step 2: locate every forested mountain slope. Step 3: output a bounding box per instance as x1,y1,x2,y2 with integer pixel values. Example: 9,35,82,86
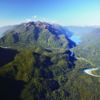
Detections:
0,46,76,100
0,21,75,50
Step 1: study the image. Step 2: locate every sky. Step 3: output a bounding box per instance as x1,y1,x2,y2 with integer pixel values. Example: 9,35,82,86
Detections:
0,0,100,26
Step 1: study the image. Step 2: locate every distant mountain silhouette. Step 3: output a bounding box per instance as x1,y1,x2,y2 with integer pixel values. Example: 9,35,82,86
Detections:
0,25,14,38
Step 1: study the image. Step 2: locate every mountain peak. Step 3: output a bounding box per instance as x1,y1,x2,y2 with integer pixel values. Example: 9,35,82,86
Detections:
0,21,75,50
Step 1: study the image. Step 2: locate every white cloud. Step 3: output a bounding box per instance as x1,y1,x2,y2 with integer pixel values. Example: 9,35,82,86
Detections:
51,20,57,24
24,16,58,25
40,17,50,22
33,16,37,19
25,18,32,22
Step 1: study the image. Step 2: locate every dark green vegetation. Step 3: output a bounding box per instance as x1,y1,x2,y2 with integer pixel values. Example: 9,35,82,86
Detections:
92,69,100,75
0,47,76,100
1,46,100,100
1,22,100,100
0,47,19,67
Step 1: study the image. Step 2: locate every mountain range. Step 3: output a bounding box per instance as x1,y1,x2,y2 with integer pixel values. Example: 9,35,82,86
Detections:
0,21,100,100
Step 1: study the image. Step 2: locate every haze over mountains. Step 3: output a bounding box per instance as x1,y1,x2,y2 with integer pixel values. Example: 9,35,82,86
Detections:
73,28,100,66
0,25,14,38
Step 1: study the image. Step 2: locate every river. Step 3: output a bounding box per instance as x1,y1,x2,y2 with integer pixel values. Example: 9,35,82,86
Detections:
70,35,100,77
83,68,100,77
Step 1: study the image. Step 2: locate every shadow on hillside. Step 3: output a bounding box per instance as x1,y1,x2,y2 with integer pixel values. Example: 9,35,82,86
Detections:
33,52,54,78
64,50,77,69
0,76,25,100
32,52,60,96
67,37,76,48
0,47,19,68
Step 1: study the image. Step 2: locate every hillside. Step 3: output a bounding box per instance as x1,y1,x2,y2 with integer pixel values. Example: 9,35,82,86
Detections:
0,22,76,100
1,44,100,100
0,46,76,100
0,21,75,50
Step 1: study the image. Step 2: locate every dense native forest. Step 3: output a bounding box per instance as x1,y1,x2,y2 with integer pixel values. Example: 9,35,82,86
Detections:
0,21,100,100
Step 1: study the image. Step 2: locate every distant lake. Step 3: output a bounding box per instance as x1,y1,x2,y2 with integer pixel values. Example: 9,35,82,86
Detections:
70,35,81,45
